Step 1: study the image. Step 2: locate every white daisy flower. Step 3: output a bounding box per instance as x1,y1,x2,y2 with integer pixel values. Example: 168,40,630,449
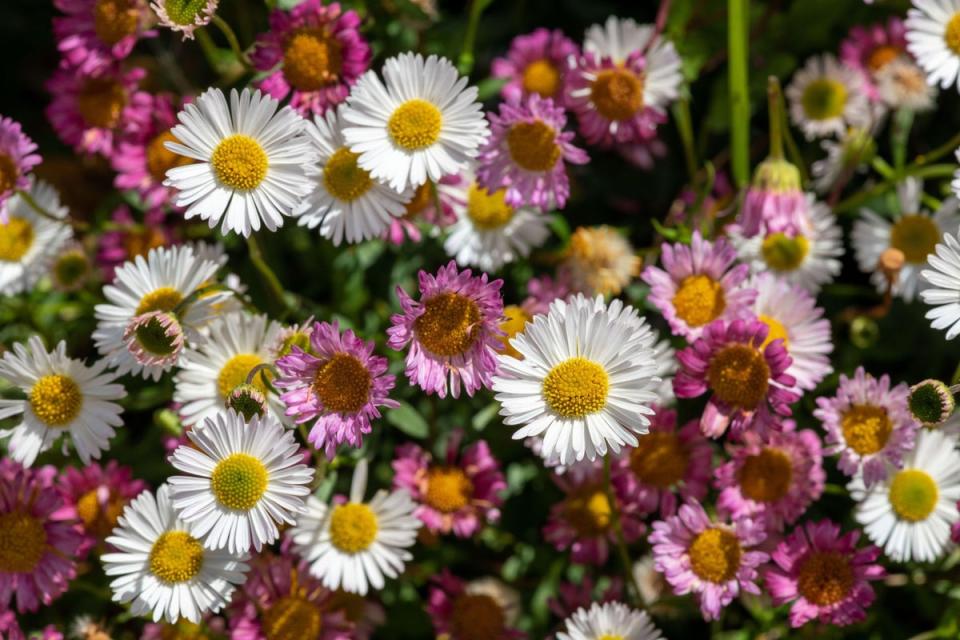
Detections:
875,56,938,110
93,245,223,380
440,170,550,272
296,104,411,245
786,54,871,140
853,178,960,302
730,194,844,293
906,0,960,91
163,87,315,237
167,410,313,554
341,52,489,192
850,429,960,563
750,273,833,392
811,127,875,194
493,293,660,465
0,180,72,295
921,228,960,339
650,330,677,406
288,459,420,595
101,484,249,624
173,311,284,426
0,336,125,467
951,148,960,203
557,601,664,640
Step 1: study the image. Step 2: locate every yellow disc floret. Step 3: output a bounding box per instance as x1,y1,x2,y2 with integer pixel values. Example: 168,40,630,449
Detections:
761,233,809,272
888,469,938,522
425,467,474,513
323,147,373,202
210,453,269,511
688,528,742,584
506,120,562,172
414,292,481,357
93,0,139,46
313,353,372,414
522,59,561,98
283,28,343,91
149,530,204,583
890,215,940,263
388,99,443,151
328,502,379,553
946,12,960,55
449,594,506,640
841,404,892,456
542,357,610,418
136,286,184,315
0,217,35,262
629,432,689,488
77,78,127,129
262,595,323,640
801,79,848,121
29,374,82,427
706,344,770,410
211,134,269,191
590,69,644,121
796,551,854,606
737,448,793,503
466,183,515,230
672,274,726,328
217,353,270,400
0,512,47,573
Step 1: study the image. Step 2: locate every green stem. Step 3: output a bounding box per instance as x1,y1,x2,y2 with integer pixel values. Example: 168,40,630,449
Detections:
458,0,491,75
891,108,915,174
211,14,253,71
766,76,783,159
604,456,644,608
727,0,750,187
246,234,289,317
780,102,809,186
871,157,896,180
915,129,960,166
15,189,88,232
834,163,957,214
195,27,224,72
671,97,698,183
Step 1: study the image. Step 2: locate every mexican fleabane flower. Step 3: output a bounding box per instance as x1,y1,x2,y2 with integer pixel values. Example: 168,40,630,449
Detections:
95,205,175,282
561,225,641,297
557,601,664,640
0,181,73,296
0,115,41,222
492,28,579,104
427,571,524,640
905,0,960,92
53,0,154,73
841,17,910,101
739,157,806,237
786,54,871,139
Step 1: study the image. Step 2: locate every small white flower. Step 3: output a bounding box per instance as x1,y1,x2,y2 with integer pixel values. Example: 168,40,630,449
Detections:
557,601,664,640
0,180,72,295
906,0,960,92
786,54,871,139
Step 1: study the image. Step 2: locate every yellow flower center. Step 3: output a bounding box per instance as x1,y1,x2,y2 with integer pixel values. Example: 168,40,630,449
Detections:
403,182,434,219
425,466,474,513
217,353,272,400
328,502,379,553
890,214,940,263
76,488,127,539
0,216,35,262
796,551,854,606
29,374,83,427
323,147,373,202
136,286,184,315
737,448,793,503
841,404,892,455
498,304,531,360
888,469,939,522
0,512,47,573
312,352,372,414
53,248,91,289
93,0,139,46
590,68,644,122
466,183,515,230
413,291,481,357
542,357,610,418
149,530,204,583
672,274,726,328
801,78,848,121
629,432,690,488
388,99,443,151
262,595,323,640
211,134,269,191
758,314,790,351
867,45,901,72
77,78,128,129
210,453,269,511
522,59,561,98
946,12,960,55
0,152,19,195
688,528,742,584
450,594,507,640
506,120,562,172
564,488,612,536
761,233,809,272
277,331,312,358
157,620,211,640
283,28,343,91
147,130,193,182
706,344,770,411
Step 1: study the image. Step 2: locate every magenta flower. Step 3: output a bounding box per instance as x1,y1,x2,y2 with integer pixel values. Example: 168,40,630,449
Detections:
614,407,712,518
813,366,918,487
764,519,885,628
250,0,371,117
53,0,154,74
675,317,799,438
476,94,588,212
275,320,398,457
740,157,807,238
0,611,63,640
392,431,506,538
649,501,768,621
642,231,756,340
521,271,572,317
0,462,83,613
96,205,176,281
547,574,623,629
388,261,504,398
45,65,152,157
0,116,41,223
544,467,645,565
841,17,909,101
491,28,579,104
714,421,824,532
427,570,524,640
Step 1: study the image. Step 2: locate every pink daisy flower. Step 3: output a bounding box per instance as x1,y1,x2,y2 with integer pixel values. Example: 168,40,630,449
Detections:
544,467,645,565
813,366,918,487
614,407,712,518
228,550,352,640
841,18,910,101
740,157,807,238
52,460,146,554
0,116,41,223
764,519,885,628
674,317,799,439
275,320,398,458
111,93,194,208
715,421,825,532
388,261,504,398
0,612,62,640
642,231,756,340
618,137,667,170
53,0,154,74
383,176,459,245
392,430,506,538
427,570,524,640
548,574,623,629
45,65,151,158
649,500,768,621
521,271,573,317
250,0,371,117
491,28,579,104
0,462,83,613
476,94,588,212
96,205,176,281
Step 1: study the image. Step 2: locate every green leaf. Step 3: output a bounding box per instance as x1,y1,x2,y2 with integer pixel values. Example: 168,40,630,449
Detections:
471,401,501,432
386,401,429,439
